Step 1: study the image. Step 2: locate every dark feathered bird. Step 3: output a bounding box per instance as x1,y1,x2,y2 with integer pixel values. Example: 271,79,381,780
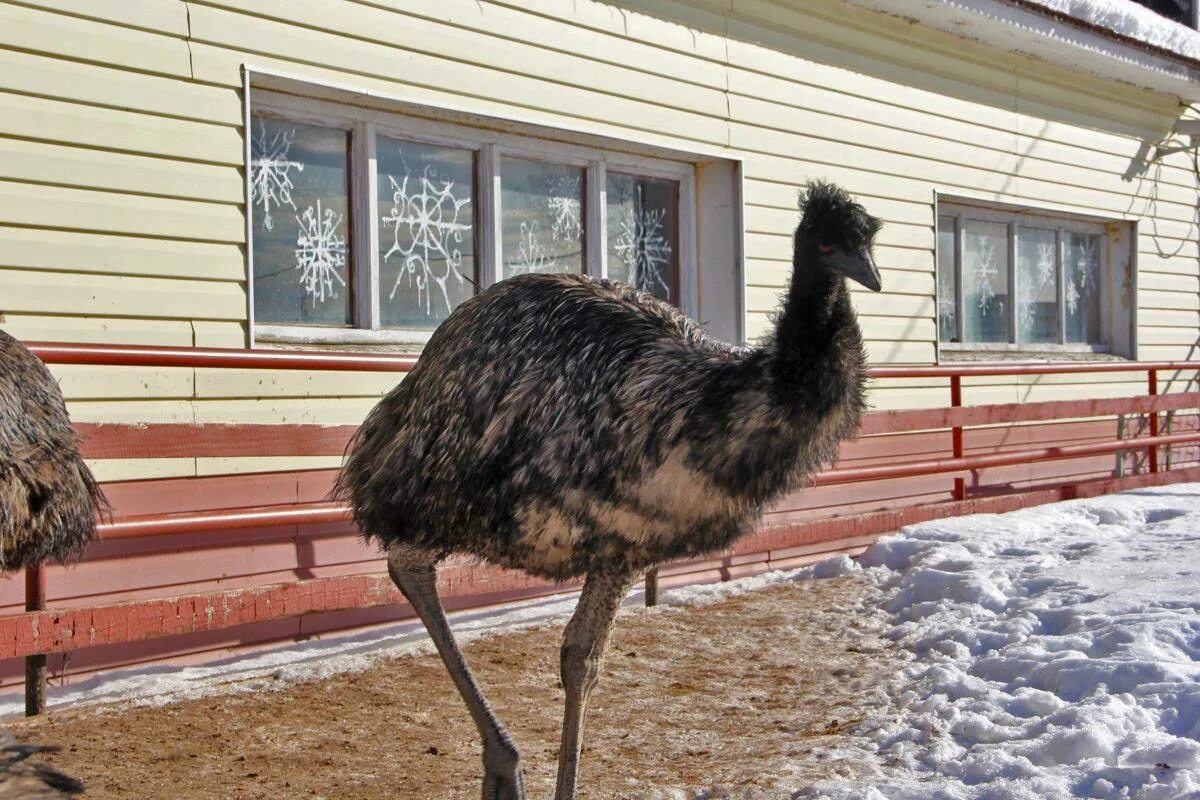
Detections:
336,180,883,800
0,330,107,572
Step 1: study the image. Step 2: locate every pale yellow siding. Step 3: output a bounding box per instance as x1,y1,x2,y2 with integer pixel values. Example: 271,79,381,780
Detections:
0,0,1196,478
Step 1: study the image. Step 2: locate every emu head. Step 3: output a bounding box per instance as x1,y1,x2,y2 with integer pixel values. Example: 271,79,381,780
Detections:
794,180,883,292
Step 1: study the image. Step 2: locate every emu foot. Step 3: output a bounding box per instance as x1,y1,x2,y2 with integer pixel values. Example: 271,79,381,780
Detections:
482,741,525,800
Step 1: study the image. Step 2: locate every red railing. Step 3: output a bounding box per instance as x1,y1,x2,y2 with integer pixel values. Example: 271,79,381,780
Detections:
6,342,1200,715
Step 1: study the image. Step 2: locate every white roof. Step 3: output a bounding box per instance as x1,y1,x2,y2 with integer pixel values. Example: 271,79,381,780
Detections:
846,0,1200,100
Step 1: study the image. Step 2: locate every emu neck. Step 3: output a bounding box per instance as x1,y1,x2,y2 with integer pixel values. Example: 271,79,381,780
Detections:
768,264,854,405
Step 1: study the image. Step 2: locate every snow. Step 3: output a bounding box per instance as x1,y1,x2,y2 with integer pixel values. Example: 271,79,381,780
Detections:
801,484,1200,799
1024,0,1200,61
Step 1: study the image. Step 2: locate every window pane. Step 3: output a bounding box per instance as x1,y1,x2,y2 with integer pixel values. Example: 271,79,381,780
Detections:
962,219,1010,343
936,215,958,342
606,174,679,302
1065,232,1103,343
250,115,350,326
501,158,584,277
377,136,476,329
1016,227,1058,344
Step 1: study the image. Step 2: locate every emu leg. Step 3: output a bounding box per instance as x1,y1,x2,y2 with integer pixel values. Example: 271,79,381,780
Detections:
554,567,638,800
387,545,525,800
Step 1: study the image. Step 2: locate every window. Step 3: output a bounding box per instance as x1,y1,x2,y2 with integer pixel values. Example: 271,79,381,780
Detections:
246,90,703,347
936,201,1132,356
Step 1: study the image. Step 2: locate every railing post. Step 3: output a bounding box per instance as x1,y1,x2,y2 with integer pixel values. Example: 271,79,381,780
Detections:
1148,369,1160,473
24,564,46,716
644,567,659,607
951,374,965,500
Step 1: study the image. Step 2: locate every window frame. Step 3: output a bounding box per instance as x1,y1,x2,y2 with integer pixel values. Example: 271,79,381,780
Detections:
247,90,698,347
936,199,1117,356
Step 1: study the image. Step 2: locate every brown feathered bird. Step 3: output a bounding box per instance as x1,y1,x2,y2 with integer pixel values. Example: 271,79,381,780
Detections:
0,330,106,571
337,181,883,799
1,329,106,797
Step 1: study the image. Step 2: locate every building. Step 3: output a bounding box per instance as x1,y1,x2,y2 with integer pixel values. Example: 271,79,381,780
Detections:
1,0,1198,687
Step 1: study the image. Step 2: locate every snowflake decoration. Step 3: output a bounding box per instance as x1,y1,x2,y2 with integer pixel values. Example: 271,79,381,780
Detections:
613,187,673,298
249,120,303,231
1065,274,1080,318
938,292,956,333
294,199,346,306
380,168,472,318
507,222,558,275
1036,241,1056,289
1018,241,1057,333
545,175,582,243
1075,237,1098,291
973,237,998,317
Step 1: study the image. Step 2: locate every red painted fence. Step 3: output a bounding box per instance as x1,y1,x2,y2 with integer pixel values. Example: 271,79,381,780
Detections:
4,341,1199,715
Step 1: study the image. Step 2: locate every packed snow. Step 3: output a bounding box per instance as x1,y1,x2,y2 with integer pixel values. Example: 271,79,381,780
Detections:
800,484,1200,800
1026,0,1200,61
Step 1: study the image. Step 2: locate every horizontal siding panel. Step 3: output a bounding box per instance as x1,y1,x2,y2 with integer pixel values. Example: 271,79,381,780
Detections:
0,268,244,320
0,180,243,241
192,321,248,348
64,400,197,423
0,91,242,164
1139,308,1199,328
0,47,242,126
191,398,378,424
741,150,1196,226
187,6,730,146
0,225,245,281
88,459,196,482
10,0,188,35
50,365,194,401
0,316,195,346
0,137,244,204
195,369,399,399
866,340,934,364
196,456,344,475
199,0,728,108
745,199,932,233
1139,289,1199,312
0,2,191,77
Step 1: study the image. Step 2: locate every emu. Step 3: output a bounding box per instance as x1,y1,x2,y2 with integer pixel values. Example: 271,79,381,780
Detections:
1,329,106,797
337,180,882,799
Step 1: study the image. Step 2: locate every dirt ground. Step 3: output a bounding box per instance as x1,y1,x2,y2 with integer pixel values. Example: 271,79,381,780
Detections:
11,574,900,799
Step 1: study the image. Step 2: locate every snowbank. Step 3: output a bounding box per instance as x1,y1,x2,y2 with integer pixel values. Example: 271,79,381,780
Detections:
802,484,1200,800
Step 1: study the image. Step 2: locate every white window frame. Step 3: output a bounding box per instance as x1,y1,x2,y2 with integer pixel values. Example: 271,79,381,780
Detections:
247,90,698,347
936,199,1127,357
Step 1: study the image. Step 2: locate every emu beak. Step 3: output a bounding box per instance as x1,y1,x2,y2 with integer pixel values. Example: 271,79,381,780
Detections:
831,248,883,292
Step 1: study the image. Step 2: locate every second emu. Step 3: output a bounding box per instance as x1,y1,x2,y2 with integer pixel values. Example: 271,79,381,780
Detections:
337,180,883,799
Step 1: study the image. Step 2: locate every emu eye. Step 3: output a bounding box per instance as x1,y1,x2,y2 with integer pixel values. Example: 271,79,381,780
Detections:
819,243,834,254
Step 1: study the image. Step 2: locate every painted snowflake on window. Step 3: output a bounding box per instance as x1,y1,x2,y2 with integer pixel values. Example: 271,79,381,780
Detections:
1018,241,1056,333
613,187,672,298
974,237,998,316
250,120,303,232
294,199,346,306
546,175,582,243
1076,237,1098,291
380,168,472,317
938,293,956,333
507,222,559,275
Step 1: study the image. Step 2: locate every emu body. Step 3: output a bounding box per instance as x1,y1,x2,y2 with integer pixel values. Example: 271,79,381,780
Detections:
337,181,882,800
0,330,106,572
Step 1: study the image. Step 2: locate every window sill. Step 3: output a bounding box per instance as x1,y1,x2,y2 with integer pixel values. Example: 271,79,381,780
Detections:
938,343,1130,363
254,324,431,353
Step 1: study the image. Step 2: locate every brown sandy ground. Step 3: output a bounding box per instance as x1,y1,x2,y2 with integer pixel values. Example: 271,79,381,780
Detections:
11,574,901,799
